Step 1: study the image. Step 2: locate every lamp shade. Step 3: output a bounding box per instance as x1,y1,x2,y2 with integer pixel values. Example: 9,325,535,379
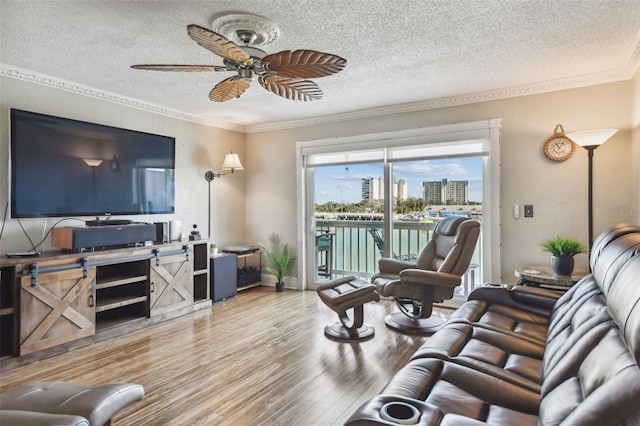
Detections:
566,129,617,148
83,158,104,167
221,152,244,172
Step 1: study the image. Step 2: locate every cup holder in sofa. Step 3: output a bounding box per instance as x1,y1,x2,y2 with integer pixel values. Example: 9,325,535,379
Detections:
379,401,420,425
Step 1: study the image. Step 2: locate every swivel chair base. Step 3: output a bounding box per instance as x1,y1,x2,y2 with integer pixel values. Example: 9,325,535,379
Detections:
324,321,375,341
384,312,444,335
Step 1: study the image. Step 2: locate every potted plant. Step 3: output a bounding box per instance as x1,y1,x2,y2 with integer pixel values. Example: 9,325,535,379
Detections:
541,237,586,276
260,232,296,292
210,243,218,255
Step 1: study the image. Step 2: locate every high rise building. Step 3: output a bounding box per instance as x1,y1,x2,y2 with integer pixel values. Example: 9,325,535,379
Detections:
422,179,468,204
361,177,410,203
361,177,380,202
396,178,408,202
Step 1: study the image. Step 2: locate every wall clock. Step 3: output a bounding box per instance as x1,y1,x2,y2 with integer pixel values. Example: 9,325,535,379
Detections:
544,124,575,162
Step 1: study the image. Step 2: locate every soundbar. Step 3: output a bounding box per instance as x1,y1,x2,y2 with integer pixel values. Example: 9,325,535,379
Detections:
52,224,157,251
85,219,134,226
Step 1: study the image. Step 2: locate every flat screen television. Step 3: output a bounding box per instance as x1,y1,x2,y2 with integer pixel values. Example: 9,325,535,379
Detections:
10,109,175,218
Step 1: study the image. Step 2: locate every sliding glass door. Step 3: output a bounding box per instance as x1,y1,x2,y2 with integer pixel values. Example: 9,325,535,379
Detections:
297,119,501,289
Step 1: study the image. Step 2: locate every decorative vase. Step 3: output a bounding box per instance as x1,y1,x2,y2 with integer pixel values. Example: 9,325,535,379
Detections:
551,256,574,276
275,281,285,292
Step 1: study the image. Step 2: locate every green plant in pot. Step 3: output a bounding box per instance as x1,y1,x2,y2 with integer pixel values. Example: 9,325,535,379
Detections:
541,237,586,276
260,232,296,292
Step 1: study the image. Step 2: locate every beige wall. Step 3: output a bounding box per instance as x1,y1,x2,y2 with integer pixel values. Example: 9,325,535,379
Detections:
246,81,635,286
633,67,640,225
0,77,247,254
2,75,636,286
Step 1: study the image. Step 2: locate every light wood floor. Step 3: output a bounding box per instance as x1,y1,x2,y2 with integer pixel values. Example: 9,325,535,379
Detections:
0,287,453,425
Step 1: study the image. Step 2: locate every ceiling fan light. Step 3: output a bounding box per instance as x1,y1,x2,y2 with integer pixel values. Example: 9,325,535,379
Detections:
238,68,253,81
236,30,258,45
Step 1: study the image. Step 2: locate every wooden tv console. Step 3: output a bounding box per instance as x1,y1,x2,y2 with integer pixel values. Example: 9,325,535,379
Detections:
0,240,211,371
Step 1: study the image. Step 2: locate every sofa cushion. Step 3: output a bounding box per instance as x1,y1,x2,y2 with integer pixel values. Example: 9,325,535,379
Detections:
591,232,640,297
379,358,539,425
447,299,549,345
604,252,640,361
539,323,640,425
411,322,544,388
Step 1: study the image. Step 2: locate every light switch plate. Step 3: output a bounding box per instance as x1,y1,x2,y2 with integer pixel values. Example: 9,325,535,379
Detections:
513,204,520,219
524,205,534,217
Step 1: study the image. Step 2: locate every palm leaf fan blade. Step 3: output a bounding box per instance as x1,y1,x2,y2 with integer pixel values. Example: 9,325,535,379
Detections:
262,50,347,79
259,76,323,101
187,24,251,65
131,65,227,72
210,77,250,102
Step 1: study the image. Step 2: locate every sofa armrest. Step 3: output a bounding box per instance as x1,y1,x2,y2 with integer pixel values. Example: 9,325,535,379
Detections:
399,269,461,288
468,284,556,317
511,285,561,311
378,258,416,275
0,410,89,426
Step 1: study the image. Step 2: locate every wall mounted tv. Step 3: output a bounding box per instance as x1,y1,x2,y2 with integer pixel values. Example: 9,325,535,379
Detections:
10,109,176,218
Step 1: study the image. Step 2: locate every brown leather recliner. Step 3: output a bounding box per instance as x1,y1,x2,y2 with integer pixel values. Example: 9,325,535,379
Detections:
372,216,480,334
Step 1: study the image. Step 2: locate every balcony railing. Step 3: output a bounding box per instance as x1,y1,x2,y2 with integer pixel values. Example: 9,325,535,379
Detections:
315,218,481,289
316,219,436,279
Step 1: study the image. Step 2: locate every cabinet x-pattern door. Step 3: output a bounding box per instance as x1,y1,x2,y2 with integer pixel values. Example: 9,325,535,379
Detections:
150,252,194,316
20,265,96,355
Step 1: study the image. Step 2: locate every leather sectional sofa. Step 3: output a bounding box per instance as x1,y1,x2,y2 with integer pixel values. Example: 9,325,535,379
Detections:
346,224,640,425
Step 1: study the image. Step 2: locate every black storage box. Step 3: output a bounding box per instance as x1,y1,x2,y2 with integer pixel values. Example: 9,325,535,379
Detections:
238,266,260,287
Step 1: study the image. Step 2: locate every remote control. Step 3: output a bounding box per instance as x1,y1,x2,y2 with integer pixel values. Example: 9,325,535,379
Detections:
6,251,41,257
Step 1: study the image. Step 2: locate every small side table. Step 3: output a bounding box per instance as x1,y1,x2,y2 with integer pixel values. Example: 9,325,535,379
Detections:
515,265,588,291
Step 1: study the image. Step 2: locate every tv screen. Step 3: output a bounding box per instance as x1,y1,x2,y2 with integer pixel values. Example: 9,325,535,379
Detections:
10,109,175,218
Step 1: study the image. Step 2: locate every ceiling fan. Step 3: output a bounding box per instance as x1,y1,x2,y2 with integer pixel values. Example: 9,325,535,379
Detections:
131,23,346,102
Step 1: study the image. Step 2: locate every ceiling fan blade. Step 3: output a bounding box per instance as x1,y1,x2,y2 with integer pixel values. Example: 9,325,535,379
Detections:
187,24,251,65
262,50,346,79
258,76,323,101
210,76,251,102
131,64,228,72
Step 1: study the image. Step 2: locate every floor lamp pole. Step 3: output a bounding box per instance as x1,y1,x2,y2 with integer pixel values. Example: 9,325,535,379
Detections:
207,180,212,239
586,146,595,249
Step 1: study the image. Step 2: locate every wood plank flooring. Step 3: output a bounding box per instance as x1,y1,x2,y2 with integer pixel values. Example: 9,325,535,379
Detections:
0,287,453,425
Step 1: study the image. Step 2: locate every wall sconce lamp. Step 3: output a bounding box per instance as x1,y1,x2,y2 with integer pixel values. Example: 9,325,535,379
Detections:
204,152,244,182
566,129,618,249
204,152,244,237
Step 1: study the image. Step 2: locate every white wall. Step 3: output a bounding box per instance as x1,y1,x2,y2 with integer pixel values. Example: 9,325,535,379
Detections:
0,77,247,254
246,80,635,286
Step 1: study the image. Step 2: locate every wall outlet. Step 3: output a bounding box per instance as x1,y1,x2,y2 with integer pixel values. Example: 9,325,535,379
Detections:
524,205,534,217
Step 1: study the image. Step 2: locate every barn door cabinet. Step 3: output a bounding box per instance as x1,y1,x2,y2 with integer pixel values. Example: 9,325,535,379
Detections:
150,246,194,316
15,257,96,356
0,240,211,369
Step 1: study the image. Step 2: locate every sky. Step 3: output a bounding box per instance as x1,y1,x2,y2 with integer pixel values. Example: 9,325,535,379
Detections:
314,156,483,204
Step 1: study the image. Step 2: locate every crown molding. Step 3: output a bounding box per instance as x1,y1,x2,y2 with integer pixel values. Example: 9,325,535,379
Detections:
3,34,638,136
246,66,636,134
0,64,247,133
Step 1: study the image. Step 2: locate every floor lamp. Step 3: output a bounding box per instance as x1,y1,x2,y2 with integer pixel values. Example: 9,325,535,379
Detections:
204,152,244,238
566,129,618,249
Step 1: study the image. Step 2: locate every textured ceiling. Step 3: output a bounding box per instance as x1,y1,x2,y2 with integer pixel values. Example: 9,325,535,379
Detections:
1,0,640,132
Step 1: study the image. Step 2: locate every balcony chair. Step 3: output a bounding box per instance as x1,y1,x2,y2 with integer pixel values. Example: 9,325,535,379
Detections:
316,231,334,278
372,216,480,334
